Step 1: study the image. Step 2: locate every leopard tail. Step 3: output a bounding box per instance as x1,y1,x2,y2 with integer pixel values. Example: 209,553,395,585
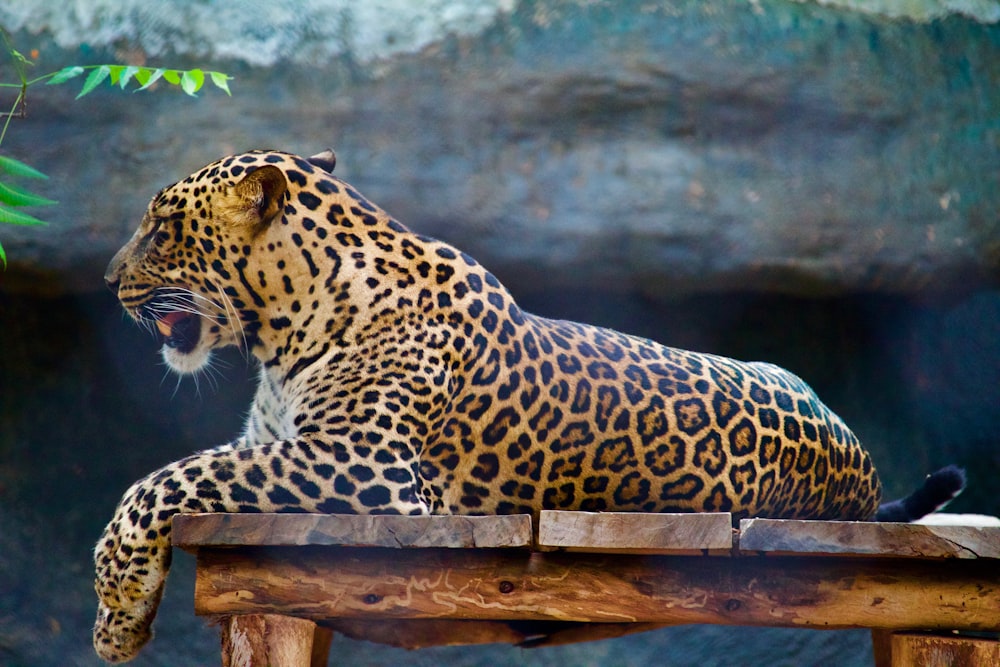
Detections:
874,465,966,522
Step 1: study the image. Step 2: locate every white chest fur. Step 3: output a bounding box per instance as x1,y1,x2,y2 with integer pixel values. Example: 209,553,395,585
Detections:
242,367,299,445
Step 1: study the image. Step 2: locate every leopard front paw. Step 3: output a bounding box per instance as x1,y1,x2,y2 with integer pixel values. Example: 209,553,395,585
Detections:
93,587,163,663
92,503,173,661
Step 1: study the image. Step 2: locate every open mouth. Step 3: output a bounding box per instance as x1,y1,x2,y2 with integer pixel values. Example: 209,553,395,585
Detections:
151,310,201,353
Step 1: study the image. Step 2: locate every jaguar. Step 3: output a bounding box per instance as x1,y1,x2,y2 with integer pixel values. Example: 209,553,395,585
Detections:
96,149,964,662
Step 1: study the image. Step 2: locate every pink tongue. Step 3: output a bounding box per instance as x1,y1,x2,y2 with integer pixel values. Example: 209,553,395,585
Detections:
155,312,188,338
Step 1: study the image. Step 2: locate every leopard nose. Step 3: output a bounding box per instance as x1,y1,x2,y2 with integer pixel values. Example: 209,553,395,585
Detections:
105,247,127,293
104,262,120,293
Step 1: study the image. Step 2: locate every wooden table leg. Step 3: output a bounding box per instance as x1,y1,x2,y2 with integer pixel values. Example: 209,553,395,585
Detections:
873,631,1000,667
221,614,320,667
871,629,892,667
310,626,333,667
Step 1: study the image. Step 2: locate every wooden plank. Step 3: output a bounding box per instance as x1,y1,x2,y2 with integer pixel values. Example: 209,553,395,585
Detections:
738,519,1000,559
538,511,733,555
888,632,1000,667
173,513,533,550
191,547,1000,632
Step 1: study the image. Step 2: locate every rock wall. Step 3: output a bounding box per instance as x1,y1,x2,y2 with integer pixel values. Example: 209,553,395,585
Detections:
0,0,997,296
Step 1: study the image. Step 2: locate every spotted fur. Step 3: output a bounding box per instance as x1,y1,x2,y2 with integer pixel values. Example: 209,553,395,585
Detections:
96,150,964,662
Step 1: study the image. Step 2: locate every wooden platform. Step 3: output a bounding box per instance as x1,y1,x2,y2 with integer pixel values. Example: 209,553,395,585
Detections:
173,512,1000,666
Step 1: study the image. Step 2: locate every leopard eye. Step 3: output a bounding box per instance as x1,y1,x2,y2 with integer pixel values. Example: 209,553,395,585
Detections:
138,216,168,254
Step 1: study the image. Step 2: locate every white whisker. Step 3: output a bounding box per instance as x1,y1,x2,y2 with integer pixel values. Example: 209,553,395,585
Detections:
158,364,185,399
136,285,250,386
199,357,225,393
189,368,202,399
205,278,249,363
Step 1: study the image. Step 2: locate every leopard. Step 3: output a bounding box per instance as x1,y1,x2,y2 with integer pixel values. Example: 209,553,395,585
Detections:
96,149,965,662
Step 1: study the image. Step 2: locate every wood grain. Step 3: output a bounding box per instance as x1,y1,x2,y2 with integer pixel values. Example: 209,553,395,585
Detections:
173,512,533,550
191,546,1000,632
538,511,733,555
220,614,317,667
739,519,1000,559
888,632,1000,667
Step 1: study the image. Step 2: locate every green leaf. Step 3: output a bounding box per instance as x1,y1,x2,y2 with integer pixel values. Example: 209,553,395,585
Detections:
108,65,125,86
135,68,165,91
0,181,58,207
10,48,31,67
47,66,85,85
209,71,233,96
119,65,141,90
162,69,181,85
0,205,49,226
0,155,48,179
76,66,111,99
0,238,6,269
133,67,152,87
180,69,204,96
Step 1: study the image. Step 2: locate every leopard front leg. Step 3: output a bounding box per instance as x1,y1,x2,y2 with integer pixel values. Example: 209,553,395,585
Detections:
93,438,427,663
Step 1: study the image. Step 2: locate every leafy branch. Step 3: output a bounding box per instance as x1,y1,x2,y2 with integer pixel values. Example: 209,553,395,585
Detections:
0,33,233,267
36,64,233,99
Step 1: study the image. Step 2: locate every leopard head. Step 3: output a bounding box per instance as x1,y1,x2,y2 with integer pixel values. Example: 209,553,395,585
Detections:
104,150,337,374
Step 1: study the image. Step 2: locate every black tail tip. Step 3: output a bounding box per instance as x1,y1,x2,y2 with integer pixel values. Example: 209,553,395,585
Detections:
875,464,966,522
925,464,967,501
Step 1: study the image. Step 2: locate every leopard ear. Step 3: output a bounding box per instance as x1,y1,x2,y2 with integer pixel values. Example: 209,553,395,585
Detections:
226,165,287,232
307,149,336,173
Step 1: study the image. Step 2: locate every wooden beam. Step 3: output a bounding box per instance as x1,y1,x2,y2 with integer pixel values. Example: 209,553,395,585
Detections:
173,512,533,550
325,618,528,649
739,519,1000,559
191,547,1000,632
323,618,668,649
538,511,733,555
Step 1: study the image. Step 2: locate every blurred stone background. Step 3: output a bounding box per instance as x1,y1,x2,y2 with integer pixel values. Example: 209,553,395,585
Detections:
0,1,997,665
